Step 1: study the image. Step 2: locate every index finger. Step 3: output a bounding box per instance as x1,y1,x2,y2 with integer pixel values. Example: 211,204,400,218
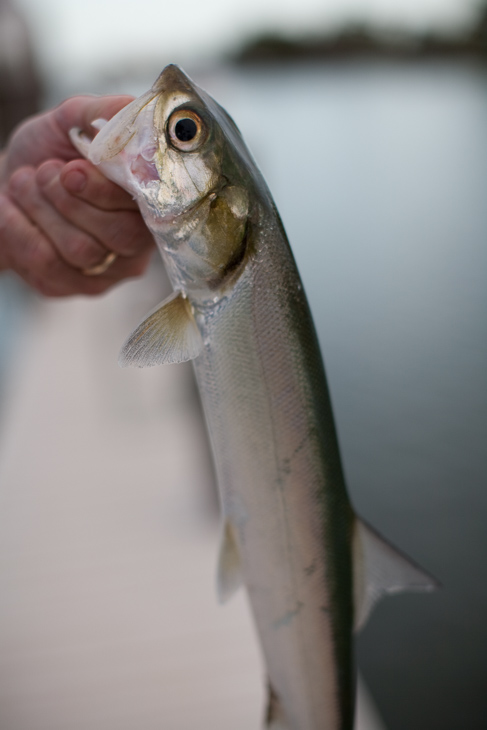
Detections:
60,159,140,211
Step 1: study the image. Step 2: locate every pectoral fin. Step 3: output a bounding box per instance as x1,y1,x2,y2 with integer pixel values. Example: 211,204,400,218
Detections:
119,290,203,367
353,518,438,632
216,520,243,603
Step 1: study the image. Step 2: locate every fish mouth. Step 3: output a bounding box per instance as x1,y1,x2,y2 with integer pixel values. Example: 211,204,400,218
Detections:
88,91,159,165
86,93,162,189
130,149,160,185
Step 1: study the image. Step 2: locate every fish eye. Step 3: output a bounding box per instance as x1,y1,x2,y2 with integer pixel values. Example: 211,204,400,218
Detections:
167,109,206,152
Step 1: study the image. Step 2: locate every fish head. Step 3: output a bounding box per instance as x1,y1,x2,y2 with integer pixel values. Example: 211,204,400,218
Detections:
72,65,263,299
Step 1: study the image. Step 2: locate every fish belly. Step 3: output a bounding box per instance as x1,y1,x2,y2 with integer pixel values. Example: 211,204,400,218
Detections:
193,247,354,730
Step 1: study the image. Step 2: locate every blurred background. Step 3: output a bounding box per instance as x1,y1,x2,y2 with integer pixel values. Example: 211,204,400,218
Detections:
1,0,486,728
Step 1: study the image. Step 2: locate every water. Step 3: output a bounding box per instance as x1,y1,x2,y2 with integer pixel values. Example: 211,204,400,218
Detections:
3,60,487,729
211,61,487,730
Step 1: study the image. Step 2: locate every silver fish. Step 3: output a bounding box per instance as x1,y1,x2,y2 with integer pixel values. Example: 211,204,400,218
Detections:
71,65,436,730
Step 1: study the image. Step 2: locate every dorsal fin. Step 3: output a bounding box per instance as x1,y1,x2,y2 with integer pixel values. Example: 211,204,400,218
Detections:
119,290,203,368
353,518,438,632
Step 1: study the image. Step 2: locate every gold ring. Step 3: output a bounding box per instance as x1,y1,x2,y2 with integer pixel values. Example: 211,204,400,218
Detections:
82,251,117,276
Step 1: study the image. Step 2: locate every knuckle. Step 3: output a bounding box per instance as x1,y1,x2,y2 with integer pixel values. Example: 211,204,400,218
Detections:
32,243,59,274
0,195,18,233
42,183,75,218
63,233,106,268
54,96,85,129
107,212,151,254
36,160,63,188
8,167,34,196
17,226,60,276
62,231,90,260
58,197,78,221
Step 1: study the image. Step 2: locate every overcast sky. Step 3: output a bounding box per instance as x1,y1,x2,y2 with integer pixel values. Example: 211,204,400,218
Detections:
15,0,480,77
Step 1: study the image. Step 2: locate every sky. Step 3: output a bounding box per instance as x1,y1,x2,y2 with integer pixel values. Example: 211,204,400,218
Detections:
14,0,480,81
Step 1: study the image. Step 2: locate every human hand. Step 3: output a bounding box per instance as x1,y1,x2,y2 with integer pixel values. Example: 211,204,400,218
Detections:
0,96,155,296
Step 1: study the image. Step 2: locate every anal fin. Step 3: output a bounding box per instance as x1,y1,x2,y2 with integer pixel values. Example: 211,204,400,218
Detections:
353,518,439,632
265,682,289,730
119,290,203,367
216,520,243,604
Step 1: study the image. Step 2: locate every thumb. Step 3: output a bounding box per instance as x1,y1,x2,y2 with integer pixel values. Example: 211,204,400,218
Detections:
3,95,136,175
54,94,135,139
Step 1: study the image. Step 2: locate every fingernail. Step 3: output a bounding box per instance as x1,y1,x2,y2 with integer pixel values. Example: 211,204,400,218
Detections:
63,169,87,194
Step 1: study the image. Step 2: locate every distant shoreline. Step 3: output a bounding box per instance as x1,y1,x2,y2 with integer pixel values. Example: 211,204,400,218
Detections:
232,21,487,66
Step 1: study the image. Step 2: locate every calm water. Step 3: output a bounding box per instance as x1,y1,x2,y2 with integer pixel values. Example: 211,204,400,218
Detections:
3,60,487,729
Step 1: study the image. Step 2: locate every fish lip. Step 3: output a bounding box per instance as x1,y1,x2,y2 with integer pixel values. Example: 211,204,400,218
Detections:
87,92,158,164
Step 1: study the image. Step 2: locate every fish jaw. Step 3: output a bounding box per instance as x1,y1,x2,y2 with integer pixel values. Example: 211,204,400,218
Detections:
70,65,223,223
70,93,165,211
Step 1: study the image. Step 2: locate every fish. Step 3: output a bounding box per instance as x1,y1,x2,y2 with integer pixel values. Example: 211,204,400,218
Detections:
70,64,437,730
